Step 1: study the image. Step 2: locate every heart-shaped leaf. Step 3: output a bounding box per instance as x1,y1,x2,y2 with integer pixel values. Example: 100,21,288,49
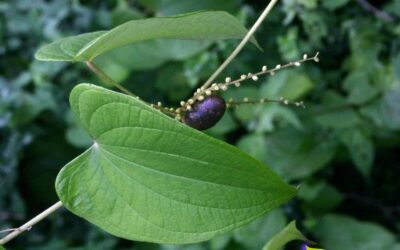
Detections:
56,84,296,244
35,11,258,62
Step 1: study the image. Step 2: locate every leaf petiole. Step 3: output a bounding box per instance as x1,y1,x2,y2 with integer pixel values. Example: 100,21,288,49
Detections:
86,61,136,97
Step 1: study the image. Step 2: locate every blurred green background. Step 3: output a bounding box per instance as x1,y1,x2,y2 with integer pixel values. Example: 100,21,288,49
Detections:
1,0,400,249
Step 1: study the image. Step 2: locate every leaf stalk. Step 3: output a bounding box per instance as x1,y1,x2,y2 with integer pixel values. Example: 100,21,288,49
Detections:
86,61,136,97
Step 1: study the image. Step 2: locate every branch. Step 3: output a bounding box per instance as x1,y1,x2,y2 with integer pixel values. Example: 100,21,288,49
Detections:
0,201,63,245
355,0,395,22
201,0,280,89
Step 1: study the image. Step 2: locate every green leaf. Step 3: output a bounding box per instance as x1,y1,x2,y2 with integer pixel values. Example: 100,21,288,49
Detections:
237,133,268,164
298,0,318,9
261,71,314,101
55,84,296,244
343,72,379,105
0,245,5,250
314,91,361,129
234,209,286,250
10,88,57,127
112,0,144,26
263,128,337,180
322,0,350,10
393,53,400,80
262,221,312,250
315,110,361,129
155,64,193,102
256,105,303,132
224,86,261,123
314,215,398,250
35,11,258,62
360,88,400,129
298,181,343,214
209,234,232,250
339,128,374,178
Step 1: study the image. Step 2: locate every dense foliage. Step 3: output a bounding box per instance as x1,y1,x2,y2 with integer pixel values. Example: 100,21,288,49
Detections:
1,0,399,249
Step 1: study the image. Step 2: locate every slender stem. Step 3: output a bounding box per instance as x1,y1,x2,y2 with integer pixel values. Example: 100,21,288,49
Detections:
227,97,305,108
0,201,63,245
201,0,280,89
86,61,180,117
86,61,136,97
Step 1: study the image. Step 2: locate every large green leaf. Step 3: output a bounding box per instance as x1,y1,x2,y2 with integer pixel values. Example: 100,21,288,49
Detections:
35,11,257,62
55,84,296,244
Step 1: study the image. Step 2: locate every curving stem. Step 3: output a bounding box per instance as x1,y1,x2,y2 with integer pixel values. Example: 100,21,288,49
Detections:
86,61,136,97
201,0,280,89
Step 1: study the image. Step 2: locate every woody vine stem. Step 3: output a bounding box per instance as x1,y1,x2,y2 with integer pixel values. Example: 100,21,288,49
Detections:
0,202,63,245
0,0,279,245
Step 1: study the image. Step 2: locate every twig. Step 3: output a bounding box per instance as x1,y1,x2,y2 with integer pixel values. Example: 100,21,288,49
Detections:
86,61,136,97
201,0,280,89
355,0,395,22
0,201,63,245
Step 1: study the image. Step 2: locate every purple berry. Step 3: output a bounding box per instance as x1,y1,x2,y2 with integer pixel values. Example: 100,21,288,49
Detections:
183,95,226,130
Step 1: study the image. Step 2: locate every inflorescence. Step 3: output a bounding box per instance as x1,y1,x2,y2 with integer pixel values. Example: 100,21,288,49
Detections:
152,52,319,122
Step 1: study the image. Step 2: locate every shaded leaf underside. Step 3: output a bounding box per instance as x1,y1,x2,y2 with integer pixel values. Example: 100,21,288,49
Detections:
35,11,257,62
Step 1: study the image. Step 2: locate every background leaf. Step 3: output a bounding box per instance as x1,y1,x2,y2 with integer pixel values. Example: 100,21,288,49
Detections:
55,84,296,244
314,215,398,250
233,209,287,250
339,128,374,178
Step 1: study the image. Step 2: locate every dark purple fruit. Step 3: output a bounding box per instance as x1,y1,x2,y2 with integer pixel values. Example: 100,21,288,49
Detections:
183,95,226,130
